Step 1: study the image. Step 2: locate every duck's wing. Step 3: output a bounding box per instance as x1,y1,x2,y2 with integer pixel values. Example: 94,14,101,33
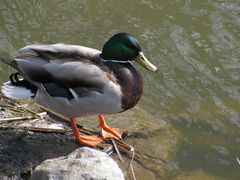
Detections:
14,43,116,99
19,43,101,62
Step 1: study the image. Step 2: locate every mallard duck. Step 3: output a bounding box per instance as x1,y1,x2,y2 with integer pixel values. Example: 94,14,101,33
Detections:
0,33,157,146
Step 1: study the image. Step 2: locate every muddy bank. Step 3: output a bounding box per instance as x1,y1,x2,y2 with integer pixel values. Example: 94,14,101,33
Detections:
0,94,179,179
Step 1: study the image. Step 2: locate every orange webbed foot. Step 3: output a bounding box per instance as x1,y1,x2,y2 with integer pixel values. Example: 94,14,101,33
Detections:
70,118,103,147
74,135,103,147
98,115,128,139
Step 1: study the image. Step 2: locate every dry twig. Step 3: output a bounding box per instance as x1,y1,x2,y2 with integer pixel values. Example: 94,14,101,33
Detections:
111,138,124,163
0,125,70,133
129,148,136,180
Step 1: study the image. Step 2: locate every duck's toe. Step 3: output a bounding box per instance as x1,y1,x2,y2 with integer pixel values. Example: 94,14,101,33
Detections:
75,135,103,147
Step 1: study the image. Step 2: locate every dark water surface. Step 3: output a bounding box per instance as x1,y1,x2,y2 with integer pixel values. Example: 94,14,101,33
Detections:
0,0,239,179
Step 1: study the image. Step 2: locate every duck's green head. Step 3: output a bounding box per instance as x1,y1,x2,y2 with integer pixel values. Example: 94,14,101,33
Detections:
101,33,157,72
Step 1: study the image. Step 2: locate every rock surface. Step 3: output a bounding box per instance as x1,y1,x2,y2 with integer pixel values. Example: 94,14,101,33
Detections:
30,147,124,180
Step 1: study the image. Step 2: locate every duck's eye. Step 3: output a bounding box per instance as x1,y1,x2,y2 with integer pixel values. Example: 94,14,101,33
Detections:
126,44,135,49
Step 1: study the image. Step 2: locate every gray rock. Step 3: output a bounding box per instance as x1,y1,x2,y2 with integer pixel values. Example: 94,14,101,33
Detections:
31,147,124,180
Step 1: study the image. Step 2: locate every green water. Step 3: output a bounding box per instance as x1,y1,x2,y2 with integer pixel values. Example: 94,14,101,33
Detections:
0,0,240,179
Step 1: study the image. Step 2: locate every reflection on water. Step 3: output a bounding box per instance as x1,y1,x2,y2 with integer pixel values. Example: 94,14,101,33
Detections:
0,0,239,179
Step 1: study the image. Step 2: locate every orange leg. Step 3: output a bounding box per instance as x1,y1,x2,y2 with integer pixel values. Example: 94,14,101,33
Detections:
70,117,102,147
98,115,127,139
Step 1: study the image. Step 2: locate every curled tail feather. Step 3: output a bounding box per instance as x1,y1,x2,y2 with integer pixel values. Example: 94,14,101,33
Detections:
0,56,36,99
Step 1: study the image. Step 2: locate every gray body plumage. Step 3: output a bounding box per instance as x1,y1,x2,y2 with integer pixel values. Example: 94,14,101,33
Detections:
2,43,123,118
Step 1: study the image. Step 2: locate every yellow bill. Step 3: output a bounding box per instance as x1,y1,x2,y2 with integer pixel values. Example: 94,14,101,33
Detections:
134,52,158,72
